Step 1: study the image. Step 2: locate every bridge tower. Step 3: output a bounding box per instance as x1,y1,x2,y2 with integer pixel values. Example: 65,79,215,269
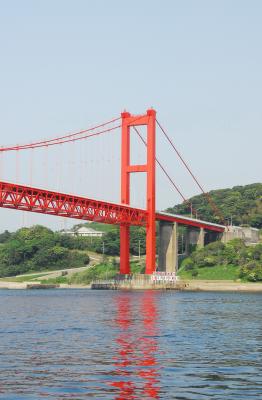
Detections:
120,109,156,275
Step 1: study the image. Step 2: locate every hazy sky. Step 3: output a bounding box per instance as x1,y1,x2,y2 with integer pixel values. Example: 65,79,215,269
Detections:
0,0,261,231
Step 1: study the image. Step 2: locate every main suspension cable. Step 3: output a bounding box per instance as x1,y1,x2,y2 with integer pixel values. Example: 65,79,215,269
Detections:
0,116,121,152
132,127,198,217
0,124,121,152
156,119,226,225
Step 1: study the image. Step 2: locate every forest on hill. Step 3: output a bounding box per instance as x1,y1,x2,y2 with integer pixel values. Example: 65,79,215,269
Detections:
0,226,90,277
0,224,145,277
166,183,262,228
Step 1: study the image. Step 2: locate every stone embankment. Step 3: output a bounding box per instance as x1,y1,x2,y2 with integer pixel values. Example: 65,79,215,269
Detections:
91,275,187,290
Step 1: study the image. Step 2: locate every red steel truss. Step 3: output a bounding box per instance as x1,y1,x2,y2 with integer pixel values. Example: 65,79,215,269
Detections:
0,181,147,226
0,181,225,233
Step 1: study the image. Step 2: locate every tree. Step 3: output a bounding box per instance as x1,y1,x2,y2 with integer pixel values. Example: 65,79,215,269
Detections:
167,183,262,228
0,230,12,243
0,225,90,277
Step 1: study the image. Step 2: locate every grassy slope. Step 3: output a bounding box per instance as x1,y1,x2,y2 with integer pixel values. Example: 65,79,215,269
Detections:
178,264,240,280
0,273,49,282
9,259,144,285
69,260,144,285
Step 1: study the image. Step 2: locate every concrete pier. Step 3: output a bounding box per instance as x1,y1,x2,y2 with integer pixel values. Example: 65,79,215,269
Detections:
158,221,178,272
157,221,247,273
197,227,205,248
184,228,190,256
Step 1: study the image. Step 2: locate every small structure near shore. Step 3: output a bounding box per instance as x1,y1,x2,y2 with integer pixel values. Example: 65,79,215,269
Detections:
222,225,260,245
91,273,187,290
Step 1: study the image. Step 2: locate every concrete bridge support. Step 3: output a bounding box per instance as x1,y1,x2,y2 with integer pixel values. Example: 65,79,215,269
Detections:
158,223,224,273
184,228,205,250
184,228,190,256
184,227,222,251
197,227,205,248
183,227,210,253
158,221,178,272
184,227,204,254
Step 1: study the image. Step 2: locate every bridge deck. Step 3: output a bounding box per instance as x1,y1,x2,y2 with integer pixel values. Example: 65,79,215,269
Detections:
156,212,225,232
0,181,146,226
0,181,225,232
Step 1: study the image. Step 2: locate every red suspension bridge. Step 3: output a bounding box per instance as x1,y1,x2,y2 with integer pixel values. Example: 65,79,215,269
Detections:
0,109,225,274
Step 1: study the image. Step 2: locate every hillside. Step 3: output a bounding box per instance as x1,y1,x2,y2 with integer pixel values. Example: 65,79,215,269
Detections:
178,239,262,282
166,183,262,228
0,224,146,277
0,225,90,277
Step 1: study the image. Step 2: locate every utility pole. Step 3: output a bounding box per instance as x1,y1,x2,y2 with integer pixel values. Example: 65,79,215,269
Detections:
102,241,105,263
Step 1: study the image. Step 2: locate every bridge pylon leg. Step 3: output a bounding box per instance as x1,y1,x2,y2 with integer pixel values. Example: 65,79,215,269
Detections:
145,109,156,274
120,225,130,274
120,112,131,274
120,109,156,275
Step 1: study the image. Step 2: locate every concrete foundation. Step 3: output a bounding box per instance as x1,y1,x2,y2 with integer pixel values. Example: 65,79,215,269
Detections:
158,221,178,272
222,226,260,244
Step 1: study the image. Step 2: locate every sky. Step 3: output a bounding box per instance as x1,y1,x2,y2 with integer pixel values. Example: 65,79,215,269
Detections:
0,0,261,231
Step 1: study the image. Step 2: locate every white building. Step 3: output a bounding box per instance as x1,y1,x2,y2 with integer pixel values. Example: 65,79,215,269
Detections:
62,226,104,238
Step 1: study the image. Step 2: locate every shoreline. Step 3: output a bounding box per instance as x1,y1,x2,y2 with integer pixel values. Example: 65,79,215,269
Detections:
182,280,262,292
1,280,262,292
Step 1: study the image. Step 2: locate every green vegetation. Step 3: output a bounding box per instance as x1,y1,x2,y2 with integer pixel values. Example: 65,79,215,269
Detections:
179,264,240,280
167,183,262,228
0,222,146,279
69,260,144,285
0,225,90,277
38,275,70,285
70,224,146,256
178,239,262,281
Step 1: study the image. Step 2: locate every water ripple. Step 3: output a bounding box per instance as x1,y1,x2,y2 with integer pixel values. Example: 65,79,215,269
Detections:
0,289,261,399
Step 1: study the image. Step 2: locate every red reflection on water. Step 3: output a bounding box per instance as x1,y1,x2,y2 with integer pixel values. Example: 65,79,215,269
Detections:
110,291,160,399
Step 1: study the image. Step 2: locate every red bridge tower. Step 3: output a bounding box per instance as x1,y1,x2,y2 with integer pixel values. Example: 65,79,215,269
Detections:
120,109,156,275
